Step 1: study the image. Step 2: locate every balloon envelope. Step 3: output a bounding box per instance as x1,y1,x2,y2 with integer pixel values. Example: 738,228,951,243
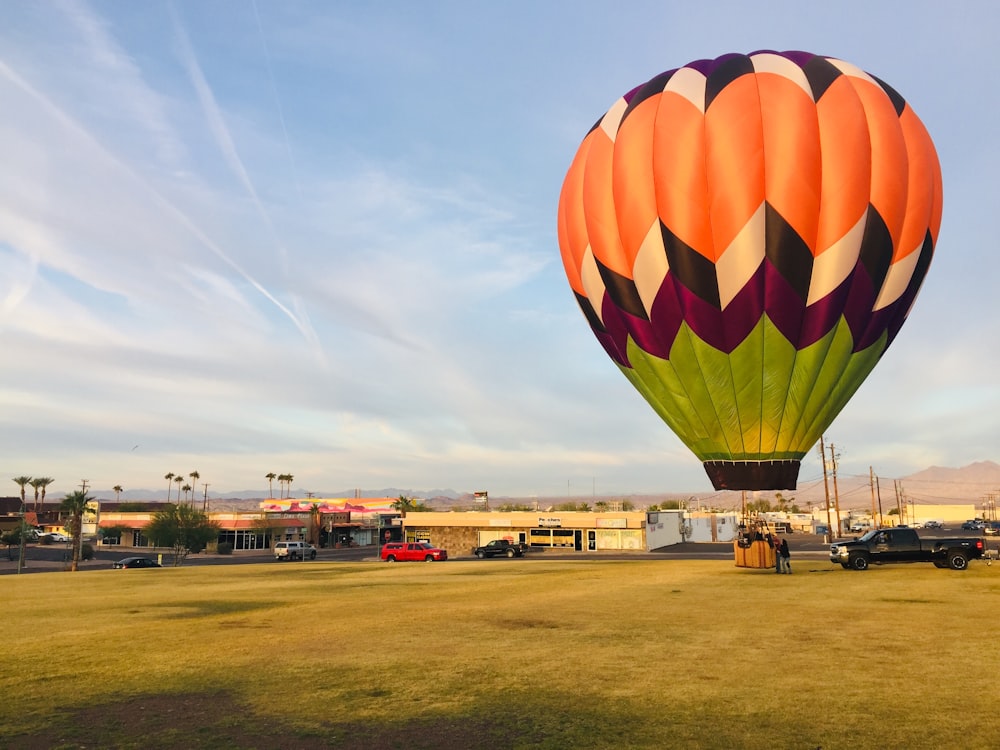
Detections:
557,51,942,490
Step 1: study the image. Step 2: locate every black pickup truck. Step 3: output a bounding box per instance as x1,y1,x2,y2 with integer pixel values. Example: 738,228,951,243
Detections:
472,540,526,559
830,527,985,570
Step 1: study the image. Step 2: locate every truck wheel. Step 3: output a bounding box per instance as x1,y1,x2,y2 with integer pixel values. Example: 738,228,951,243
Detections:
849,553,869,571
476,551,486,558
506,549,515,558
385,555,396,562
425,555,435,562
948,551,969,570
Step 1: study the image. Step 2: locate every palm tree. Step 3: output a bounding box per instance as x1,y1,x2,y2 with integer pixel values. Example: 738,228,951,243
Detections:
265,472,276,499
182,484,192,504
391,495,427,517
12,476,31,510
35,477,54,511
112,485,123,502
285,474,294,498
277,474,290,498
189,471,200,506
174,475,183,501
29,478,43,512
59,489,94,572
164,472,175,502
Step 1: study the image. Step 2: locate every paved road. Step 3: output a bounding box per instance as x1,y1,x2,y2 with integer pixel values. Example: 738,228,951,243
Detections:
3,529,993,575
0,544,372,575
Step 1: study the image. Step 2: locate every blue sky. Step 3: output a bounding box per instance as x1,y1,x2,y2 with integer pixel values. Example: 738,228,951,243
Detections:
1,1,997,500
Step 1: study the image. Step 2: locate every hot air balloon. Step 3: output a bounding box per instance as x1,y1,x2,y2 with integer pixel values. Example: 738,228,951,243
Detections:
557,51,942,491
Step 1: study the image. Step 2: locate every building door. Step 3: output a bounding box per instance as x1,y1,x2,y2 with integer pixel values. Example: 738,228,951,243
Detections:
587,530,596,551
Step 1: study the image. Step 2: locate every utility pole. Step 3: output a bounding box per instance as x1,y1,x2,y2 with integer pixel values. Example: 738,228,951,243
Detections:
875,475,884,527
202,483,210,513
869,467,878,526
819,436,835,539
829,443,843,536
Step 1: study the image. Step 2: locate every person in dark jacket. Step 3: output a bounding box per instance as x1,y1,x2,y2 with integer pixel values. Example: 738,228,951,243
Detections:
779,538,791,574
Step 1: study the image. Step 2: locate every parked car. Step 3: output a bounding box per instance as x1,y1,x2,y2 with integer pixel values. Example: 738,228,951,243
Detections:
380,542,448,562
274,541,317,560
962,520,985,531
45,532,70,542
923,520,943,529
112,556,162,569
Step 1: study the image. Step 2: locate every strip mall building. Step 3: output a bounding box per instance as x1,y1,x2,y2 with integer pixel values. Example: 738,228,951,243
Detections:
91,501,742,555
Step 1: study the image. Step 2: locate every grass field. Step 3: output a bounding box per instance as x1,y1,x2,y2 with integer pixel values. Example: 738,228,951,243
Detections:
3,557,999,749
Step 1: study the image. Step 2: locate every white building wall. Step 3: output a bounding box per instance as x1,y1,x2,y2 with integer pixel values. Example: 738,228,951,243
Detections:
686,512,740,542
644,510,685,550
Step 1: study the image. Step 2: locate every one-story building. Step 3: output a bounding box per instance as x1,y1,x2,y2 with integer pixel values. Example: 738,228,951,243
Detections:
397,510,652,556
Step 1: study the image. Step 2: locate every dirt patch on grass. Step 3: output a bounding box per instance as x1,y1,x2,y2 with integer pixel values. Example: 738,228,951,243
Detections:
6,691,522,750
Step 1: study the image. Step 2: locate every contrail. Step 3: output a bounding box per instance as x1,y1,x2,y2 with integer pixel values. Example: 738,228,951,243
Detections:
251,0,303,206
168,7,322,358
0,56,322,358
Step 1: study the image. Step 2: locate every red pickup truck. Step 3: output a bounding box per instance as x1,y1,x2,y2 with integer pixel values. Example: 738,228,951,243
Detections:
380,542,448,562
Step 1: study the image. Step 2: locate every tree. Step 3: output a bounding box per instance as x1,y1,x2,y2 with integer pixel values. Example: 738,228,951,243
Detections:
12,476,32,509
308,503,323,546
164,472,175,502
2,527,25,561
182,484,192,504
145,504,220,565
29,478,42,512
174,475,183,501
112,485,123,502
265,472,276,498
189,471,200,506
553,501,591,511
59,489,95,572
33,477,54,511
391,495,428,517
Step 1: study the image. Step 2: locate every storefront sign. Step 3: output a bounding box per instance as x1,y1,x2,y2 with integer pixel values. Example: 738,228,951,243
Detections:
537,517,562,527
596,518,627,528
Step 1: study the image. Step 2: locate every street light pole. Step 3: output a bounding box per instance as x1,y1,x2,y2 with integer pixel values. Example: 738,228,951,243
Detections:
16,500,27,575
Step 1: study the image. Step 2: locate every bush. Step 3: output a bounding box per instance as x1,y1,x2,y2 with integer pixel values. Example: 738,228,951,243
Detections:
81,544,94,561
217,542,233,555
38,535,53,546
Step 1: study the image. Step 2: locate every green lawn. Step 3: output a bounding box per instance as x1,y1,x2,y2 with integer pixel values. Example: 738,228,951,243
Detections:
3,558,999,749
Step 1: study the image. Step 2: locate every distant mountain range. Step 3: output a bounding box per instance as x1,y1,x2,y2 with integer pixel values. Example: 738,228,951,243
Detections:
63,462,1000,512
